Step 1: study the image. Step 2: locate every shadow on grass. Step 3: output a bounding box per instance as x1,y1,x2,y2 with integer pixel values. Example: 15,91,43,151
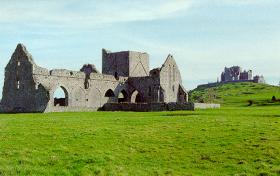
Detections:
263,115,280,118
162,113,199,117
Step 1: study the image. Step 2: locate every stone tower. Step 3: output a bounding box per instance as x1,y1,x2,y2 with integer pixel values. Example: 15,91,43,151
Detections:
102,49,149,78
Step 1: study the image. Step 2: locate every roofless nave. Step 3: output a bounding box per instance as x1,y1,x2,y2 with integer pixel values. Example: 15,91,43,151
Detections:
0,44,189,112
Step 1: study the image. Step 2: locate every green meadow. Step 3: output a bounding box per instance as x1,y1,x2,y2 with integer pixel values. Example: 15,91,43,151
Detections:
190,82,280,107
0,107,279,175
0,82,280,175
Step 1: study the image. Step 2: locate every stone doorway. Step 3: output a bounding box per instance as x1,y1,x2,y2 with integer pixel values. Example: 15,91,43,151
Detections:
53,86,69,106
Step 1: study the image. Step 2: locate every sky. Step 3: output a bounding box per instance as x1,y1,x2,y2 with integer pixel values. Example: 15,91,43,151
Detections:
0,0,280,98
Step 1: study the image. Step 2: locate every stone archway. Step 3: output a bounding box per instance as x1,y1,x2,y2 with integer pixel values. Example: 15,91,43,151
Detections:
105,89,115,97
105,89,116,103
53,86,69,106
118,90,128,103
131,90,143,103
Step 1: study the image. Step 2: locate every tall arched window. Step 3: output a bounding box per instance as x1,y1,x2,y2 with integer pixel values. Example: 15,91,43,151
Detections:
53,86,69,106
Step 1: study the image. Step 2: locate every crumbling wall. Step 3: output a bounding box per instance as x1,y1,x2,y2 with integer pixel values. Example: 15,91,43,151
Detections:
127,76,160,103
1,44,49,112
159,55,186,103
1,44,189,113
101,102,195,112
102,49,130,77
33,69,128,112
194,103,220,109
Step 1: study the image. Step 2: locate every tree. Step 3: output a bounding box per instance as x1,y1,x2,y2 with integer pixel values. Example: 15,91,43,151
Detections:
205,88,217,103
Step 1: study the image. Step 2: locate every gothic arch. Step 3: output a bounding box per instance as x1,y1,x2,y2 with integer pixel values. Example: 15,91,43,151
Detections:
105,89,115,97
118,89,128,103
131,90,143,103
53,86,69,106
105,89,116,103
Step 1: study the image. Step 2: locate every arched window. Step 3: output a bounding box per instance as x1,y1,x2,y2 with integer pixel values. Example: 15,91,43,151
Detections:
118,90,128,103
53,86,69,106
131,90,143,103
16,80,20,89
105,89,115,97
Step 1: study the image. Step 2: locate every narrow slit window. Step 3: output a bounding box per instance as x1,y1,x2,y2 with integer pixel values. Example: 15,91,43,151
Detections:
17,61,21,66
17,80,20,89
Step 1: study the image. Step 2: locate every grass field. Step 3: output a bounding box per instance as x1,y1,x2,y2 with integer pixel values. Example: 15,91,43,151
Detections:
0,107,279,175
190,82,280,107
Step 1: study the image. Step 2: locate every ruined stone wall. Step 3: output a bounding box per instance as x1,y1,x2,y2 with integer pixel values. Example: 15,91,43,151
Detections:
0,44,130,112
1,44,49,112
33,68,128,112
102,49,129,77
197,80,256,89
194,103,220,109
253,75,265,83
159,55,185,103
1,44,189,113
240,70,252,80
101,102,195,112
223,66,242,82
127,76,160,103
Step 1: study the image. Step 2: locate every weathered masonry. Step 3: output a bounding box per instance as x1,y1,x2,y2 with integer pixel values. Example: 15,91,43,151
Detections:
0,44,188,112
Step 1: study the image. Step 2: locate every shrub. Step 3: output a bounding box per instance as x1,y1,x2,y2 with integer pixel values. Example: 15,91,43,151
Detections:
248,100,253,106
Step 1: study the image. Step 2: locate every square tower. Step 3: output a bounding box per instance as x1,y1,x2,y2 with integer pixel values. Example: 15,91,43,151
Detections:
102,49,149,78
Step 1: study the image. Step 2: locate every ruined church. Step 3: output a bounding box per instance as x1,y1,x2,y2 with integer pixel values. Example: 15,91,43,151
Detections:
0,44,188,112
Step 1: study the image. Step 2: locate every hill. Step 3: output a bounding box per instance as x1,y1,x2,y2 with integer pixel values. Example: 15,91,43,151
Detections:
190,82,280,107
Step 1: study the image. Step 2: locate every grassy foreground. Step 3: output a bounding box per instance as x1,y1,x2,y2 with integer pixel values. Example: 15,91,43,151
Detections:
0,107,280,175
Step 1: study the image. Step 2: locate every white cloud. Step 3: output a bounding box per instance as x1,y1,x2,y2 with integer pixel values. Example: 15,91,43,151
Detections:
0,0,279,93
0,0,193,27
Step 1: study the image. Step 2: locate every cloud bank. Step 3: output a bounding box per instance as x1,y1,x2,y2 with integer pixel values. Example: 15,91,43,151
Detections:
0,0,279,95
0,0,193,27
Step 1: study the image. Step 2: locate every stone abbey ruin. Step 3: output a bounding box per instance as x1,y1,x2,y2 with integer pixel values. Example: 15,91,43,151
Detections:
0,44,190,113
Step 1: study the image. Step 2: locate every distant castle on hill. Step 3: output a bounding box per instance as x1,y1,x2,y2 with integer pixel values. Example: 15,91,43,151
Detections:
220,66,265,83
197,66,265,88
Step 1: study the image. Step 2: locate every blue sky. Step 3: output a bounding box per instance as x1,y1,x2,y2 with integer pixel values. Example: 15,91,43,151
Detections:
0,0,279,98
